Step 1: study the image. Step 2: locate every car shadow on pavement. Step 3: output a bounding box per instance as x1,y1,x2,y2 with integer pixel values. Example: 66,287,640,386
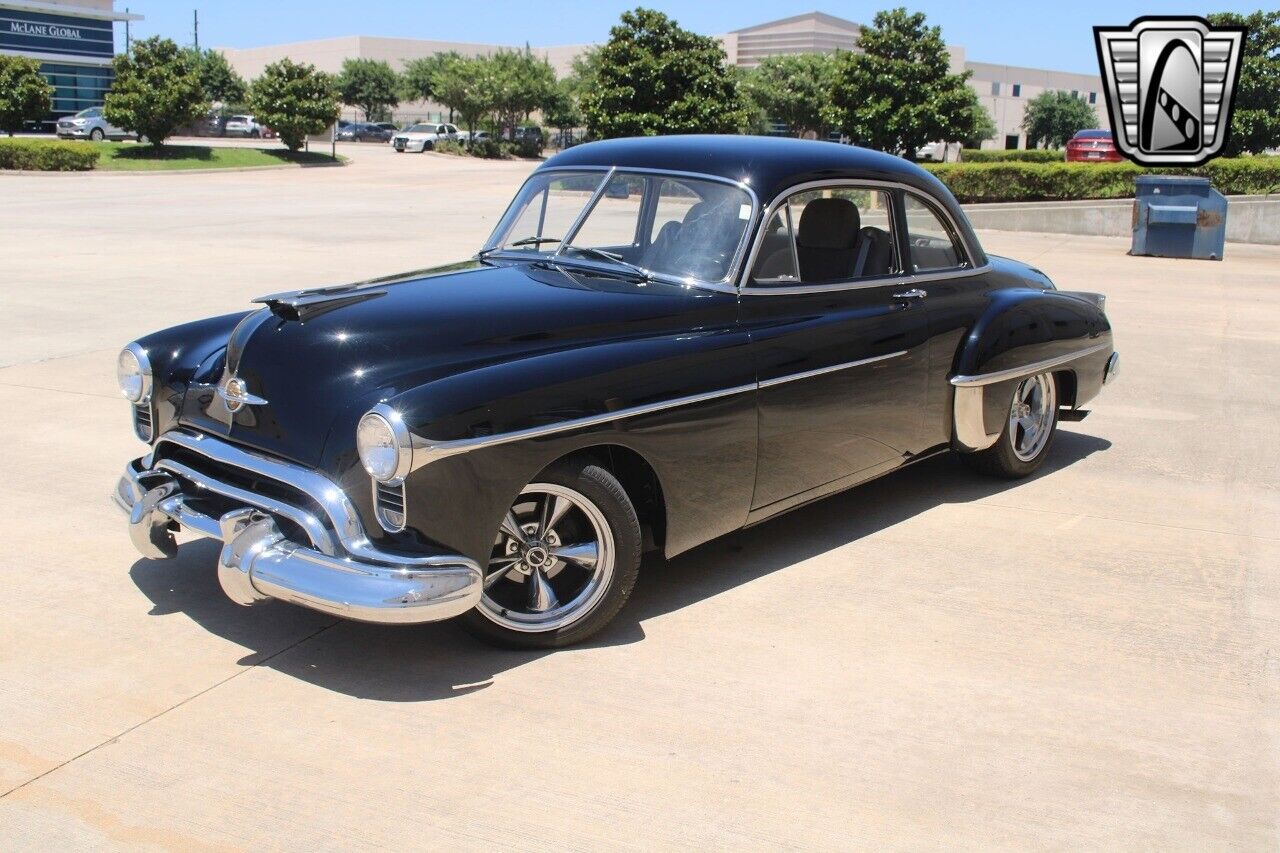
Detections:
128,429,1110,702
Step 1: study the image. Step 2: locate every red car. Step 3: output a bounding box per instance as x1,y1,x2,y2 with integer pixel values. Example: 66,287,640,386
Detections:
1065,129,1124,162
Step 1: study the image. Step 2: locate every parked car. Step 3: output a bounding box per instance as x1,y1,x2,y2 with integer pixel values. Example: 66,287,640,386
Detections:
223,115,265,139
370,122,399,135
338,122,394,143
391,122,459,152
1065,129,1123,162
55,107,129,141
456,129,492,144
113,136,1117,648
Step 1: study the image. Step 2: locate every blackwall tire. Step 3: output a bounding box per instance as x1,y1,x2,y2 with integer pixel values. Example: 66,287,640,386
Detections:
90,128,104,141
462,460,642,649
962,372,1059,479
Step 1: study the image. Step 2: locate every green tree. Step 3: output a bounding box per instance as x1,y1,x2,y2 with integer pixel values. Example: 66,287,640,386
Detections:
336,58,400,121
581,8,750,138
743,53,836,138
826,8,979,158
488,48,556,135
248,58,340,151
431,54,496,140
1208,10,1280,156
104,36,207,146
188,48,246,105
401,51,460,105
543,77,583,142
1021,90,1097,148
0,55,53,136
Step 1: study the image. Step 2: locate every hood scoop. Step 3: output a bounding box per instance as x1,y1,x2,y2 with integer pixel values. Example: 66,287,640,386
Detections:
252,285,387,322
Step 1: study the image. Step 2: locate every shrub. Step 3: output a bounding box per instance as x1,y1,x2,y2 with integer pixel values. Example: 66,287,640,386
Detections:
0,138,99,170
248,59,340,152
104,37,207,146
960,148,1063,163
923,159,1280,203
0,55,53,136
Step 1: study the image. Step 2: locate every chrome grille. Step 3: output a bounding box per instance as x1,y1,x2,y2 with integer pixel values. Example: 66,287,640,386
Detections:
133,403,153,442
374,481,407,532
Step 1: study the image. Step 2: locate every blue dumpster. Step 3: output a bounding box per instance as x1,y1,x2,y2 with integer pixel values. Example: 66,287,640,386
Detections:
1130,175,1227,260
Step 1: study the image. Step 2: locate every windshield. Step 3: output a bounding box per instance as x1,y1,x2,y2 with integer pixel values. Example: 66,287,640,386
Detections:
77,108,100,118
408,124,438,133
484,170,754,285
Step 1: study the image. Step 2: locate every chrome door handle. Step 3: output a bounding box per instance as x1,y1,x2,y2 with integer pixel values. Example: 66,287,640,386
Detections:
893,288,927,300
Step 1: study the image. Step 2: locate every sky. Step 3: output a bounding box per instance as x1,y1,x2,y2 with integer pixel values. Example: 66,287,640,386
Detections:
116,1,1264,76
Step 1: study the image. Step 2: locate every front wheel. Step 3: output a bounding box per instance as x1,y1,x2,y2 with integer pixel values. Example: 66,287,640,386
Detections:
963,372,1059,478
89,128,104,141
462,460,641,649
421,140,433,152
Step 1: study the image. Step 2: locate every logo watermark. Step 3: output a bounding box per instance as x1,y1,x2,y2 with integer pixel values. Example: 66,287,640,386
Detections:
1094,16,1246,166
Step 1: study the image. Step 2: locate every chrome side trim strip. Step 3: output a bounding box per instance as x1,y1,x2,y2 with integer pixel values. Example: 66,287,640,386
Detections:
412,381,758,469
411,352,910,467
758,350,907,388
950,342,1111,387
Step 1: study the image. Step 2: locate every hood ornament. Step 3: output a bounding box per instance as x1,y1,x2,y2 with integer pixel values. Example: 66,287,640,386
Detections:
217,374,268,414
253,284,386,322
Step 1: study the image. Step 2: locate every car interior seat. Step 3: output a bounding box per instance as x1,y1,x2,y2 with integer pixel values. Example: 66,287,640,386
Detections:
795,197,860,282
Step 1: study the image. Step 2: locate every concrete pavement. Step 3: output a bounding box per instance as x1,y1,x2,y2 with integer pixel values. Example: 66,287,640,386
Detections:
1,142,1277,849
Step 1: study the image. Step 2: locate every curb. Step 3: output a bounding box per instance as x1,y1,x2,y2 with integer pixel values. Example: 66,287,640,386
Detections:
0,160,347,177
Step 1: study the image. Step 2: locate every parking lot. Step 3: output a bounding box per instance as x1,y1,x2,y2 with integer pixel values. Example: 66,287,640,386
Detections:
2,142,1278,848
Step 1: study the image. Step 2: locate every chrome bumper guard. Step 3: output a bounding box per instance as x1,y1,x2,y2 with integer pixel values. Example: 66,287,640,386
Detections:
114,433,482,624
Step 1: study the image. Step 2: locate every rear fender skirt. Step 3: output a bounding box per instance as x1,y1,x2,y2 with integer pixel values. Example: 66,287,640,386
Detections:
948,290,1112,452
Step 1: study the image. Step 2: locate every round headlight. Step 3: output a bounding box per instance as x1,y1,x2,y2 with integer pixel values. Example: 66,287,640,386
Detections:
357,408,411,483
117,344,151,403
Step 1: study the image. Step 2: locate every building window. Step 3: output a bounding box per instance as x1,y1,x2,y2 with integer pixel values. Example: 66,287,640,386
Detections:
991,81,1001,96
1004,134,1020,150
1012,83,1021,97
1071,89,1079,99
1088,91,1097,104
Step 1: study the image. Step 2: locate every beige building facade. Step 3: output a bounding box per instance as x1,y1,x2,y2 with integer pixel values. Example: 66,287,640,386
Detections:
219,10,1107,147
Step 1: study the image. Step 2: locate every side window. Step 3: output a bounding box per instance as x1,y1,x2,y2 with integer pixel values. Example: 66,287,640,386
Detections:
750,186,898,286
903,194,967,272
567,173,646,252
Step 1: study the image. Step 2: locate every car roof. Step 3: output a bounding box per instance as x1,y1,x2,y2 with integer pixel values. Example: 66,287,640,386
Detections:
541,135,983,262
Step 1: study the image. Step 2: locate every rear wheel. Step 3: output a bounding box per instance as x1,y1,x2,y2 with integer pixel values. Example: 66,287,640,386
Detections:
963,372,1059,478
462,460,641,649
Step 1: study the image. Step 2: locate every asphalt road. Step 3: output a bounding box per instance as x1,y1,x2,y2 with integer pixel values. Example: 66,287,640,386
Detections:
1,141,1277,849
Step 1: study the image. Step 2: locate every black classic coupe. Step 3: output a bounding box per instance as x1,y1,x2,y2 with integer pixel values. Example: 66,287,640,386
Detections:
115,136,1118,648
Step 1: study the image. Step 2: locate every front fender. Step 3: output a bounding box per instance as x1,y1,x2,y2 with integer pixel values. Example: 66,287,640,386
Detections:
134,312,251,437
950,290,1113,451
374,328,758,566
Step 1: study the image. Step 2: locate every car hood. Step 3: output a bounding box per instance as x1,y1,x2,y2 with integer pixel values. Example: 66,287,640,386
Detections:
177,260,736,470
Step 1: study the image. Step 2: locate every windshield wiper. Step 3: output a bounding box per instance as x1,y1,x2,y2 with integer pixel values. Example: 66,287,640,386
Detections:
478,236,561,259
559,245,650,280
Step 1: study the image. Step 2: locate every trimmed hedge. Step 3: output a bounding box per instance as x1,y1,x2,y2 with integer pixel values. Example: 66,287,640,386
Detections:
923,158,1280,203
0,138,100,171
960,148,1063,163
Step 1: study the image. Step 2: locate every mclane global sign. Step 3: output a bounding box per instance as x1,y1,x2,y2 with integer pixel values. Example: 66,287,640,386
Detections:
0,9,113,58
1094,17,1246,167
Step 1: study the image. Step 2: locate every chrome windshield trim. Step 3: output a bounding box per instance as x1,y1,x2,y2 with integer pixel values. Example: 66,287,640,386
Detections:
552,166,616,258
481,165,760,290
411,381,758,470
737,178,987,294
758,350,907,388
950,342,1111,387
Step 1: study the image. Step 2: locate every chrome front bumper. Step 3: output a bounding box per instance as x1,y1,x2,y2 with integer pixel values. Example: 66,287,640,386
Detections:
114,432,482,624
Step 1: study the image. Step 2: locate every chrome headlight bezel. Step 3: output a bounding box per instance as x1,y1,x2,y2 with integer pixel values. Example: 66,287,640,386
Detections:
117,342,152,404
357,404,412,484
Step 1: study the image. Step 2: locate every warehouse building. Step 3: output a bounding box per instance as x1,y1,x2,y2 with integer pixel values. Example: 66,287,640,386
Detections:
0,0,140,127
217,10,1109,149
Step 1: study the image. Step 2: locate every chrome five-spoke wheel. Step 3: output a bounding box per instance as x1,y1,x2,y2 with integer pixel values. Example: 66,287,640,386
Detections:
464,460,642,648
479,483,614,631
1009,372,1056,462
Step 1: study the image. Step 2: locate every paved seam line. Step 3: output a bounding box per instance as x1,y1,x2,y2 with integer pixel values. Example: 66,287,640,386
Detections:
977,500,1280,543
0,380,119,400
0,621,338,800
